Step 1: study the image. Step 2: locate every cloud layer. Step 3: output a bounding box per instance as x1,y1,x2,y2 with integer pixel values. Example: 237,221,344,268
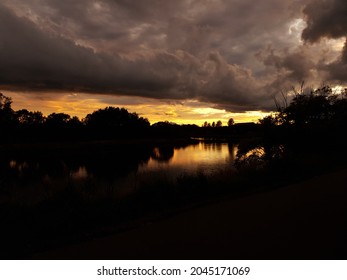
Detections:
1,0,347,112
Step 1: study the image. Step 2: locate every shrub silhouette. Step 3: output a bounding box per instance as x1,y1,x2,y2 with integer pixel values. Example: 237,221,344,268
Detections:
275,85,347,126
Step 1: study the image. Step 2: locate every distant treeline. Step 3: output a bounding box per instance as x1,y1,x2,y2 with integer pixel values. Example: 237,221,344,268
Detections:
1,84,347,143
0,93,259,143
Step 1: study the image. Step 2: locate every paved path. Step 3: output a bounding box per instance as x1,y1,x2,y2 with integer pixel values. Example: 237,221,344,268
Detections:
35,168,347,259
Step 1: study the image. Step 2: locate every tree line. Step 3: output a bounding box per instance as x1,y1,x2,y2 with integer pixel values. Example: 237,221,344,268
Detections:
0,93,239,143
0,93,150,127
0,93,151,142
202,118,234,127
2,84,346,143
0,93,236,127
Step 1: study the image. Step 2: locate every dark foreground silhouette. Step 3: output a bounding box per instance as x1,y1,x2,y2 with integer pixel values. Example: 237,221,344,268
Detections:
33,167,347,259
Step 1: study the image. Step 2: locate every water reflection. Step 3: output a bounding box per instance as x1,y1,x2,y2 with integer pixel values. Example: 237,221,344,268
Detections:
1,142,240,205
235,141,286,170
144,142,235,176
1,141,287,207
151,147,174,162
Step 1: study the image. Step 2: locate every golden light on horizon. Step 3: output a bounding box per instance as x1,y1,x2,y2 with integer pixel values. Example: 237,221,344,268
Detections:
4,91,271,125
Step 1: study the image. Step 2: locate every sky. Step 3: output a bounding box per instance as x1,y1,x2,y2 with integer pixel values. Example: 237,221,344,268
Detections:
1,0,347,125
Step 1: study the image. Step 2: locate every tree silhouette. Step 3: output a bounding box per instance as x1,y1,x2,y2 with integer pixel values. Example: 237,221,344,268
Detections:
202,121,212,127
0,93,15,125
16,109,45,125
152,121,179,128
258,115,278,127
227,118,234,127
84,107,150,138
0,93,12,111
333,91,347,122
46,113,71,126
85,107,149,128
277,85,346,126
68,116,82,127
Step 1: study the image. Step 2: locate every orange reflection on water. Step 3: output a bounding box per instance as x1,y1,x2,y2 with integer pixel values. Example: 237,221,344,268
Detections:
145,142,236,174
172,142,229,165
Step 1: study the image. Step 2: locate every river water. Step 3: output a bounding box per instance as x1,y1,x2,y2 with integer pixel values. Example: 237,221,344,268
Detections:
1,141,238,205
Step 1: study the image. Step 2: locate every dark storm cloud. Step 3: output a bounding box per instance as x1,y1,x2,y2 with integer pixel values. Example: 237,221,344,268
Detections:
302,0,347,42
0,1,271,111
259,46,315,84
5,0,340,113
0,4,187,96
324,39,347,82
301,0,347,82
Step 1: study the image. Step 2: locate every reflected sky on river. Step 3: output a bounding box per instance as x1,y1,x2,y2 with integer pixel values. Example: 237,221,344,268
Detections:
143,142,237,175
1,142,238,205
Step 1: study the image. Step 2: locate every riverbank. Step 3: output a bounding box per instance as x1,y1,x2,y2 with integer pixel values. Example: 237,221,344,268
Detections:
33,166,347,259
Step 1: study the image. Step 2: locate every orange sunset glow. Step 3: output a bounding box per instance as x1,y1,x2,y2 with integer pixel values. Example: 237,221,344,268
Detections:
5,91,268,125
